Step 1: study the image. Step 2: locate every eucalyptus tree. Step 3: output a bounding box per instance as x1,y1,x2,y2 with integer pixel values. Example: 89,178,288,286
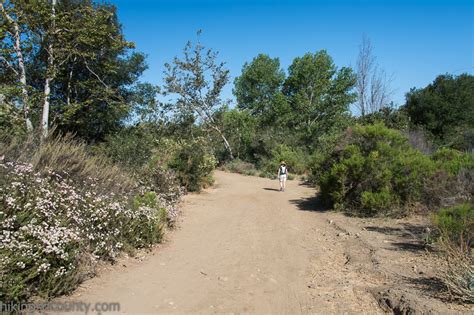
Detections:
1,0,147,140
0,0,35,131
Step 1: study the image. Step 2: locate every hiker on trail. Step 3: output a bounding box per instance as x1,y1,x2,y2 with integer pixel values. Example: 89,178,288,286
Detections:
278,161,288,192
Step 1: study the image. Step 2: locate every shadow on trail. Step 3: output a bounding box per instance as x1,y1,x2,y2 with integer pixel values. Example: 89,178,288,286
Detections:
263,188,280,192
365,224,429,253
404,275,448,300
289,194,330,212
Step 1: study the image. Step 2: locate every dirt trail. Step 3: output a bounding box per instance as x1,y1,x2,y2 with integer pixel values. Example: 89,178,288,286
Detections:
60,171,470,314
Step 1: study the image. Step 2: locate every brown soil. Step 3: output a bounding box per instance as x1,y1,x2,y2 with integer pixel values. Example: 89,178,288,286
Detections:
57,171,473,314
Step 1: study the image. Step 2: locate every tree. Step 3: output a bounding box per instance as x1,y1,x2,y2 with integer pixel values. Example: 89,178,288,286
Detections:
40,0,57,138
49,0,147,141
355,35,393,116
233,54,285,116
405,74,474,150
163,34,235,159
0,0,35,131
219,108,257,160
283,50,356,145
0,0,147,141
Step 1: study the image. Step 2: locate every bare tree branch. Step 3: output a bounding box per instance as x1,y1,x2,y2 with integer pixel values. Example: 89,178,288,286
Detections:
84,59,110,89
0,56,19,75
355,35,393,116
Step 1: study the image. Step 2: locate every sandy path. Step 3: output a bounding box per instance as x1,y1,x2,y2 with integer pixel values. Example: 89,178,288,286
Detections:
62,171,382,314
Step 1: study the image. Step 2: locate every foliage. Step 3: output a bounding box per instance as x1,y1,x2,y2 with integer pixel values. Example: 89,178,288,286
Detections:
261,144,307,175
434,203,473,249
221,159,257,176
405,74,474,150
0,0,147,141
283,50,356,146
137,154,183,224
356,106,409,131
0,98,25,139
165,138,217,192
95,125,157,171
163,34,234,159
431,148,474,176
315,124,436,216
307,131,345,182
233,54,285,117
219,108,258,161
422,149,473,210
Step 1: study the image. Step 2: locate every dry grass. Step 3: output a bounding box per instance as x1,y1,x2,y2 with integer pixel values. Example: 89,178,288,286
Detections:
0,133,137,195
221,159,257,176
437,240,474,303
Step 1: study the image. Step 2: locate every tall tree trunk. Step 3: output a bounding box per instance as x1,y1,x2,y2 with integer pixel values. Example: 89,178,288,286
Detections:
209,123,234,160
0,3,33,131
42,75,52,138
220,132,234,160
204,110,234,160
41,0,57,139
66,57,76,106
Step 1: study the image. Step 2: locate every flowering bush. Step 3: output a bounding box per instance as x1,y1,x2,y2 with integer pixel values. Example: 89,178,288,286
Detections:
0,161,168,302
137,156,184,224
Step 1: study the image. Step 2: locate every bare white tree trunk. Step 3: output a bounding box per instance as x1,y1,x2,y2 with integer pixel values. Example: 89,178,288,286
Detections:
370,67,393,113
356,35,393,116
196,107,235,160
0,3,33,131
356,34,374,117
210,123,234,160
41,0,57,139
42,75,52,138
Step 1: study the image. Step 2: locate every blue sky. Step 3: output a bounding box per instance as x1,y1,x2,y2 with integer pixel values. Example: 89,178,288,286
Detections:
109,0,473,107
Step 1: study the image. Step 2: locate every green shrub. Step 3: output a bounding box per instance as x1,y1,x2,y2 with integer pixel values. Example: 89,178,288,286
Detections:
243,169,257,176
423,149,473,209
360,189,399,216
431,148,474,175
307,132,345,184
129,192,168,247
434,203,473,248
166,138,217,192
137,156,183,223
222,159,256,175
357,107,410,131
95,127,156,171
0,100,25,140
259,171,277,179
261,144,307,175
316,124,436,216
